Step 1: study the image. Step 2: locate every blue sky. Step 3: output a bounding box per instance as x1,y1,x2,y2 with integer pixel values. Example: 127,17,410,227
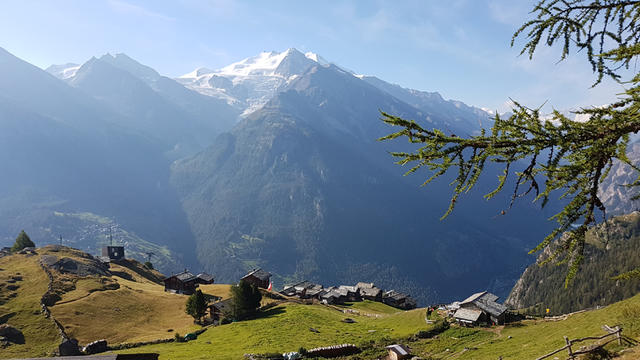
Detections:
0,0,628,113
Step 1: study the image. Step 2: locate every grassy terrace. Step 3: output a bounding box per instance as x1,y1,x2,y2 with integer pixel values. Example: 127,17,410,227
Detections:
0,252,60,358
50,261,200,345
119,302,430,359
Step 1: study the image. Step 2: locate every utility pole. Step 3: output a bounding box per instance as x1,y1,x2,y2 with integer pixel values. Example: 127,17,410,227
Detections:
59,235,62,246
109,226,113,246
145,251,155,263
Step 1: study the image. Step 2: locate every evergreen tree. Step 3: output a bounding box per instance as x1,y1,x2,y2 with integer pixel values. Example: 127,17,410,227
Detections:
379,0,640,285
185,289,207,323
230,279,262,320
11,230,35,252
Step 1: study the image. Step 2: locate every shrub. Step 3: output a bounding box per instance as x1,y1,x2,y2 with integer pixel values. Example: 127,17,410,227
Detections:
11,230,35,252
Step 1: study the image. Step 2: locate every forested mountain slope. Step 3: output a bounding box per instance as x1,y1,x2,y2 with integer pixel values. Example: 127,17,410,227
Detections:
506,212,640,315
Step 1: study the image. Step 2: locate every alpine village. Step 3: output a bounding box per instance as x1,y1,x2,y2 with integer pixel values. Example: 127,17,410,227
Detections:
3,1,640,359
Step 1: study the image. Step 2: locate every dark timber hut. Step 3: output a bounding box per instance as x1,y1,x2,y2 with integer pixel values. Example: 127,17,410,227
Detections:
101,246,124,261
241,268,271,289
163,270,198,295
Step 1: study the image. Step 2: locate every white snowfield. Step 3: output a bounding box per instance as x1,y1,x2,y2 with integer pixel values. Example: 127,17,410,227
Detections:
176,48,333,116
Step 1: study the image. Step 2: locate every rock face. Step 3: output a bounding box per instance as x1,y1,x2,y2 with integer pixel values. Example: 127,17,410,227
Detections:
42,256,110,277
0,324,24,344
83,339,108,354
599,141,640,215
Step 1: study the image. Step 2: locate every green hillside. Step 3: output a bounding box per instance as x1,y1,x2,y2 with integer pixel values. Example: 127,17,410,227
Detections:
2,245,640,360
0,245,199,358
119,302,431,359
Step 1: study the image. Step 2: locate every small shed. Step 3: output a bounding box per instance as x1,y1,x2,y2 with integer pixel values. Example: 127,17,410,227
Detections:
101,246,124,261
241,268,271,289
386,344,412,360
195,272,215,285
163,270,197,295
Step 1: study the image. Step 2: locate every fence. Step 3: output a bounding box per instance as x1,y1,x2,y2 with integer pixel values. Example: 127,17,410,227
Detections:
536,325,633,360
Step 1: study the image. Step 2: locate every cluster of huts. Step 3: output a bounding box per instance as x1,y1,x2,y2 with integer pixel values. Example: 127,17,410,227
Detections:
446,291,509,326
162,266,271,295
280,280,417,310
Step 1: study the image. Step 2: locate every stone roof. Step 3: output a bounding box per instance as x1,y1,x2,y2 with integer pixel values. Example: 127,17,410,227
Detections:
196,272,215,283
338,285,359,293
386,344,411,356
356,282,375,289
453,308,483,323
356,283,381,297
164,270,197,282
210,298,234,313
242,268,271,281
460,291,507,317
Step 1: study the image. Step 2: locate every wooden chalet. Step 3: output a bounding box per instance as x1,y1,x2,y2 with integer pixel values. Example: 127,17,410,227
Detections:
163,270,198,295
356,282,382,301
241,268,271,289
453,291,508,326
101,246,124,261
382,290,417,310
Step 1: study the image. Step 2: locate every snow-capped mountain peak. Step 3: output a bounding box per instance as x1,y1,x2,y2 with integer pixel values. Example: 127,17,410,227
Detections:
45,63,81,80
304,51,329,65
180,67,215,79
176,48,334,115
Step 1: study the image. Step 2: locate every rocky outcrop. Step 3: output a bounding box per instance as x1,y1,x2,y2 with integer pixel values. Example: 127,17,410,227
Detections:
0,324,24,345
42,255,110,277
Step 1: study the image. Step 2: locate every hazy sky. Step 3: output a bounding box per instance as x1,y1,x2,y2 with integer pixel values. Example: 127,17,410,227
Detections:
0,0,629,113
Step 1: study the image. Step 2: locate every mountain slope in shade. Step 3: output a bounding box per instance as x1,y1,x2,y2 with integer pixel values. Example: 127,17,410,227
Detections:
171,63,553,303
358,75,491,135
0,47,197,273
48,54,239,159
505,212,640,315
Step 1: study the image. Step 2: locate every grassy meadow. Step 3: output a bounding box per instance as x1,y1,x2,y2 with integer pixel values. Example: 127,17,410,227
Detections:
2,246,640,360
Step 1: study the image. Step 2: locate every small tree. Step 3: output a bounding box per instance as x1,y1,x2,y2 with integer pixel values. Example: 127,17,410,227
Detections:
230,279,262,320
185,290,207,323
11,230,35,252
143,261,154,270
